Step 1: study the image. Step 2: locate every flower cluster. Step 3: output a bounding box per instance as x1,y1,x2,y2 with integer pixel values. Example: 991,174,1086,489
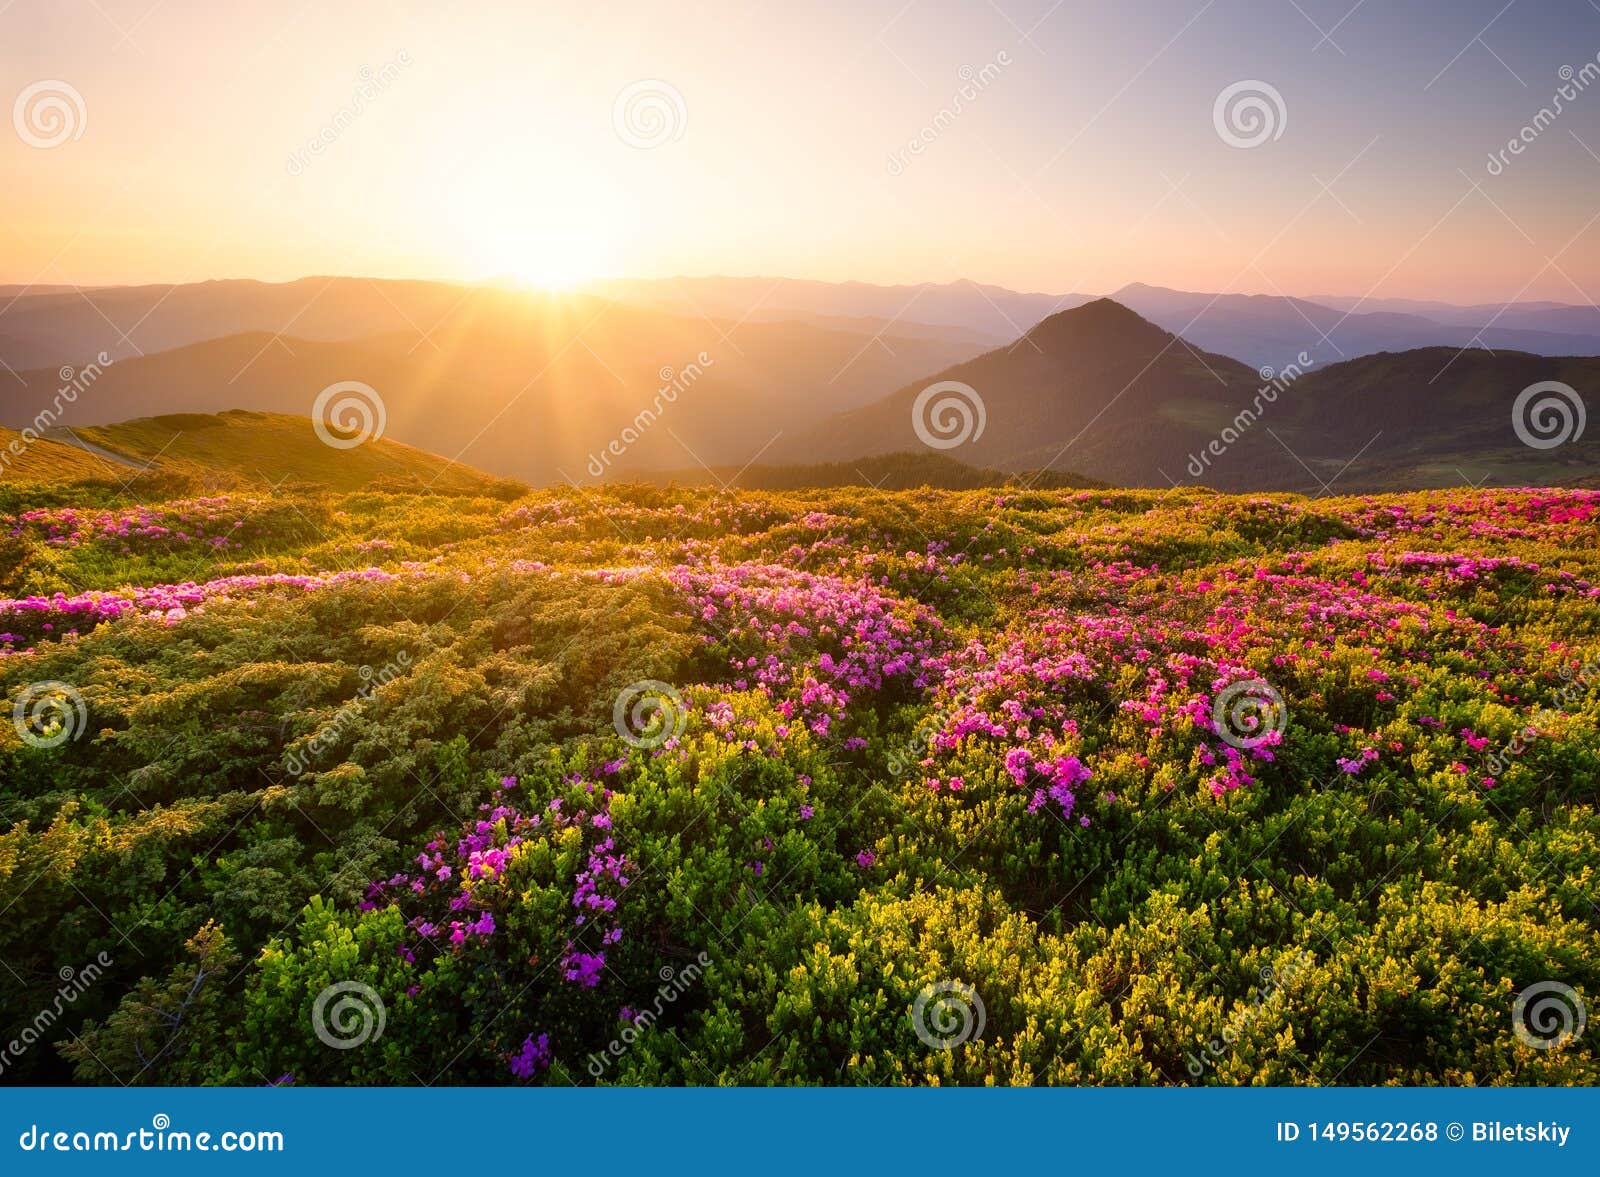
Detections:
365,769,627,964
664,563,946,734
7,497,266,552
0,568,401,650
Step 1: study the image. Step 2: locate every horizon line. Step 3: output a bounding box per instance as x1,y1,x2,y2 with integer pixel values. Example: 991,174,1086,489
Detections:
0,271,1585,312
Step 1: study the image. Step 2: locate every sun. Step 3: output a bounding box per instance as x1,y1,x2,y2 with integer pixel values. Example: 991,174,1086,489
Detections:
478,220,612,292
449,168,628,293
509,241,597,291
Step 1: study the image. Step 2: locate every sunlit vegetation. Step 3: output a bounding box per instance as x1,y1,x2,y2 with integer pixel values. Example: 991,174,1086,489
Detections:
2,474,1596,1085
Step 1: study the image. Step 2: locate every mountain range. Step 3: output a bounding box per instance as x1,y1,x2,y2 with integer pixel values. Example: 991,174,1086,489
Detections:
0,281,985,485
1,274,1594,492
1109,283,1600,369
790,298,1597,492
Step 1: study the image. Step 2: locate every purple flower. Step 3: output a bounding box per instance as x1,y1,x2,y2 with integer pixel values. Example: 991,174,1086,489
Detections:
563,950,606,987
508,1032,551,1078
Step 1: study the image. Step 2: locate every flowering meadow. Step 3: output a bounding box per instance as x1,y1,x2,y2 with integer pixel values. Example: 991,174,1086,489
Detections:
0,479,1596,1085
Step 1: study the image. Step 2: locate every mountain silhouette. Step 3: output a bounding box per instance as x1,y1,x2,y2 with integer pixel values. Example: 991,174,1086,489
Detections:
786,299,1599,492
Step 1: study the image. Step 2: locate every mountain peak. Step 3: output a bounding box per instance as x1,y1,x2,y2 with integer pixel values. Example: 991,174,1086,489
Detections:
1023,297,1170,351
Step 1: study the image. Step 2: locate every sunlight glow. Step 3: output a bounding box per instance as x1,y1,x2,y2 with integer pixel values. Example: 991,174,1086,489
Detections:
476,218,613,292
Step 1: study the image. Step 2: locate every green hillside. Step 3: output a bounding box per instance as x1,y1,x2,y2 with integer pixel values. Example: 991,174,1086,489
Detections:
0,427,125,484
61,411,522,496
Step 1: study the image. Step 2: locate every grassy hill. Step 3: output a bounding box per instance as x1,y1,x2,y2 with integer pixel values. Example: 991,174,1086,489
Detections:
76,411,524,495
1,411,522,499
0,427,126,484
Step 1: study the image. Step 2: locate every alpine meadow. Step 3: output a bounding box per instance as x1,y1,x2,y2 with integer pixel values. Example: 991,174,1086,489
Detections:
1,0,1598,1133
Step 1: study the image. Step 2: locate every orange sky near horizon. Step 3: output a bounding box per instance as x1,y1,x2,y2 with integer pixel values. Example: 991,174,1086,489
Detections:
4,0,1600,305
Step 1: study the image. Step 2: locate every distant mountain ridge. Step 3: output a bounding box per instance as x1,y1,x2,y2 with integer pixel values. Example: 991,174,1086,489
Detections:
585,275,1600,367
7,272,1596,375
0,296,985,485
585,275,1092,346
1109,282,1600,369
0,275,1042,372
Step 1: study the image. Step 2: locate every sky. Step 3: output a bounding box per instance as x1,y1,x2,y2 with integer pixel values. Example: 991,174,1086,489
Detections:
3,0,1600,303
